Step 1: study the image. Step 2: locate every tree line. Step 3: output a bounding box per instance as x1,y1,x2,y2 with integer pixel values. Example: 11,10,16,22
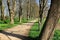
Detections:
0,0,39,24
0,0,60,40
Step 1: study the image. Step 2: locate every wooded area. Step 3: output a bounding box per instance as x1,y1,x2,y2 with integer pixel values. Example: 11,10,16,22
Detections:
0,0,60,40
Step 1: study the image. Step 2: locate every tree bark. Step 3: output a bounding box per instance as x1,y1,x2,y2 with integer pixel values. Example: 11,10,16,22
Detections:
1,0,5,21
27,0,30,20
39,0,59,40
19,0,22,23
1,4,5,21
7,0,16,24
39,0,48,31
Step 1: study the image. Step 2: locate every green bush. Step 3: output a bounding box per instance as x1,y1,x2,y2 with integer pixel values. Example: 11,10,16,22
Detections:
4,19,10,24
22,18,27,23
14,18,20,24
0,20,4,24
53,30,60,40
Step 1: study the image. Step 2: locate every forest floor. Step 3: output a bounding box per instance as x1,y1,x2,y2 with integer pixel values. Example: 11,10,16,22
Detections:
0,19,38,40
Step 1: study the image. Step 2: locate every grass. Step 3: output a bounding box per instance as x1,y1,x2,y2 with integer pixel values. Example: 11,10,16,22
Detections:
29,22,40,38
29,18,60,39
22,18,28,23
0,18,35,30
29,18,46,38
0,24,17,30
53,30,60,40
14,18,33,24
29,22,60,39
0,18,26,30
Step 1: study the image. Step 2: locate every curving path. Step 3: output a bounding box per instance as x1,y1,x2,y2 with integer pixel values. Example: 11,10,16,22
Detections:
0,19,38,40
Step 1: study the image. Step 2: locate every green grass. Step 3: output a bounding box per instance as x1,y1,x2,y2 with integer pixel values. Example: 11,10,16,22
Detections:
29,22,40,38
0,24,17,30
29,18,46,38
53,30,60,40
14,18,33,24
0,18,35,30
22,18,28,23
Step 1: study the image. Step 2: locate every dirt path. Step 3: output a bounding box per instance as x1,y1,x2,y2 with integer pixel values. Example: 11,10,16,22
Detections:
0,19,38,40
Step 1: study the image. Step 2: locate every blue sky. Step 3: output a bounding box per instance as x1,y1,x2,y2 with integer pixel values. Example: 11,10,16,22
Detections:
36,0,51,5
36,0,39,5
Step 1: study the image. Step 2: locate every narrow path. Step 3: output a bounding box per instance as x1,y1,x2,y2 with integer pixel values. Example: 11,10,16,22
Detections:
0,19,38,40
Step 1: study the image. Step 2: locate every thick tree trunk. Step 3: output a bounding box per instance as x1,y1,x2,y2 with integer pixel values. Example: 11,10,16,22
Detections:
7,0,16,24
39,0,59,40
11,0,16,24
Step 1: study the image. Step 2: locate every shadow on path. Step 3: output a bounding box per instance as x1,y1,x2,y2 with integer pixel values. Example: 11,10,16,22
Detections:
0,30,39,40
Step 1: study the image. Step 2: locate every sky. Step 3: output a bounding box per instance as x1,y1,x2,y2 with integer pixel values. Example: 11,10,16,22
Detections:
36,0,51,5
36,0,39,5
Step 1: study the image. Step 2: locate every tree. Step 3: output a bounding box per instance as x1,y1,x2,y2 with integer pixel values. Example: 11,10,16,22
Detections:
0,0,2,20
39,0,48,23
0,0,2,7
0,0,5,21
0,0,1,19
19,0,22,23
1,2,5,21
38,0,48,31
29,0,39,19
7,0,16,24
31,1,39,18
26,0,30,20
39,0,59,40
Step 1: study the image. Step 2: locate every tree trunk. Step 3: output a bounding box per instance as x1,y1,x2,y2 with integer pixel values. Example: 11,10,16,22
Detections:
39,0,59,40
39,0,48,31
1,0,5,21
1,5,5,21
27,0,30,20
19,0,22,23
7,0,16,24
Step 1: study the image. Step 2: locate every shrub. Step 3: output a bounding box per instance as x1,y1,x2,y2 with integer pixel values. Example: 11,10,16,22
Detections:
53,30,60,40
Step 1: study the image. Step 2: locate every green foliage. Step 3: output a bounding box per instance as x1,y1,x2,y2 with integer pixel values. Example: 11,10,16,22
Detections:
22,18,28,23
14,18,28,24
0,24,17,30
14,18,19,24
4,19,10,24
29,22,40,38
0,19,10,24
53,30,60,40
0,18,28,24
0,18,32,30
30,22,39,31
29,18,46,38
0,20,4,24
